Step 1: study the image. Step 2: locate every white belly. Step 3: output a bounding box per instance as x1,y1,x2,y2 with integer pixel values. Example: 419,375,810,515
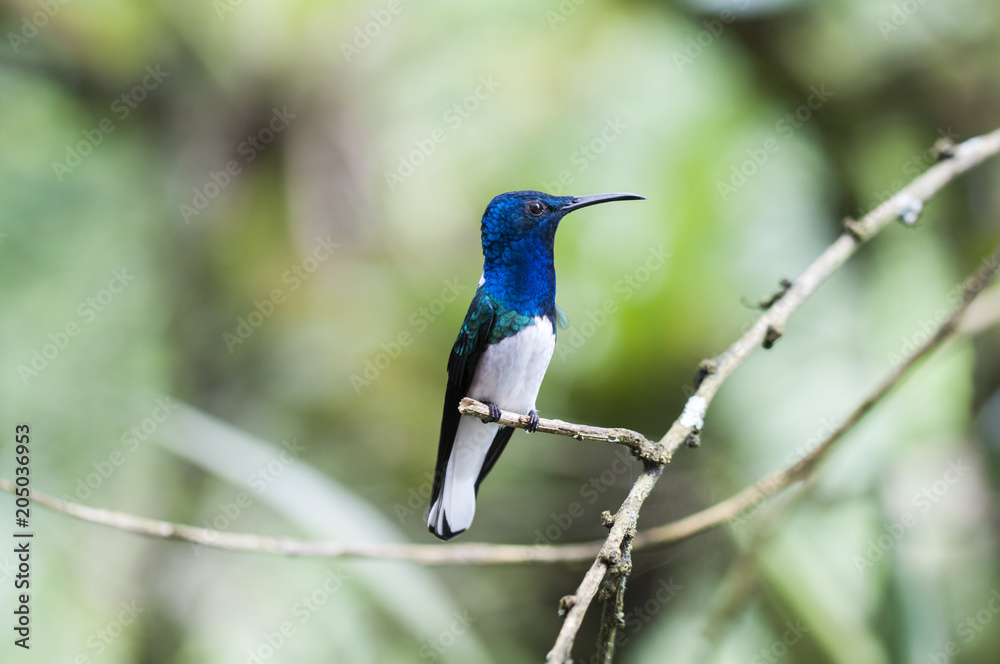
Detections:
468,316,556,414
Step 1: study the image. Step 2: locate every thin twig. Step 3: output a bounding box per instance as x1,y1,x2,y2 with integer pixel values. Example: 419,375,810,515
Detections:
0,478,601,564
458,397,666,463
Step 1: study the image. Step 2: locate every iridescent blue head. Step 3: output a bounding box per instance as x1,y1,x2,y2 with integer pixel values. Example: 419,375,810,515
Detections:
479,190,644,316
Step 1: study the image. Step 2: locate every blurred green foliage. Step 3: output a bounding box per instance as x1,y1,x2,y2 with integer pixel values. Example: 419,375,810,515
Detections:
2,0,1000,662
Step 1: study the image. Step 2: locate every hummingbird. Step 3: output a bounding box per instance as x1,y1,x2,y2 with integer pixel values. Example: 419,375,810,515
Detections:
427,190,645,540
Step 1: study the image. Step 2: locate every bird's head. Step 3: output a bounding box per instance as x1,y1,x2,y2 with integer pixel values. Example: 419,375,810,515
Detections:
480,190,644,264
478,190,644,312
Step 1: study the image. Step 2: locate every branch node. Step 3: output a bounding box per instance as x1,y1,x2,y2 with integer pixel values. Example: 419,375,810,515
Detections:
934,138,957,160
600,511,615,528
692,359,718,390
749,278,794,311
558,594,577,615
843,217,865,241
763,324,784,350
600,549,621,567
632,441,671,465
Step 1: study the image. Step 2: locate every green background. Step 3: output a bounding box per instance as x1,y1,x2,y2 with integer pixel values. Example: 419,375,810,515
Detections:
2,0,1000,662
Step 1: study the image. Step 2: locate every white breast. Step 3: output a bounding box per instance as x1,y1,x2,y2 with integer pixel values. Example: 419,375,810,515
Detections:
468,316,556,414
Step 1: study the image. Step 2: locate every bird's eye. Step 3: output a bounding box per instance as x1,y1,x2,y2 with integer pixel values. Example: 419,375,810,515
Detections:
526,200,546,217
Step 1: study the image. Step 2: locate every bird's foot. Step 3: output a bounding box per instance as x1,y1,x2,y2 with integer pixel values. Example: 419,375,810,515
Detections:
526,409,540,433
480,401,502,423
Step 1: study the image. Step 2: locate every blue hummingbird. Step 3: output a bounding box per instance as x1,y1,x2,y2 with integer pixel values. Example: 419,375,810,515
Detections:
427,190,644,540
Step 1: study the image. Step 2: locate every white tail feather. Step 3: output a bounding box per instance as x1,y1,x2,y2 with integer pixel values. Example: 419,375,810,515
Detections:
427,419,499,538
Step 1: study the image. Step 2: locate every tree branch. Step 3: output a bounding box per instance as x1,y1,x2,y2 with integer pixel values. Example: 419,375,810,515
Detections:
544,128,1000,662
0,478,600,563
458,397,666,463
594,539,632,664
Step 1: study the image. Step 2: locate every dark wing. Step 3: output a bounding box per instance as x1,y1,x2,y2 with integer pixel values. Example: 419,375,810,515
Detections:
475,427,515,491
429,289,497,508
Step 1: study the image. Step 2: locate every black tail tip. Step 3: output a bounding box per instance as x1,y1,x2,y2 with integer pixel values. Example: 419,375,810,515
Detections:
428,514,466,541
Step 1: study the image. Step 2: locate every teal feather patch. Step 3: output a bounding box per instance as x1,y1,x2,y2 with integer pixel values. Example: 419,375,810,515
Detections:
454,289,553,352
488,306,533,344
555,304,569,329
453,292,495,357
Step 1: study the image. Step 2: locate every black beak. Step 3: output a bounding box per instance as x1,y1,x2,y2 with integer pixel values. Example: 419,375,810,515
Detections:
561,192,645,212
